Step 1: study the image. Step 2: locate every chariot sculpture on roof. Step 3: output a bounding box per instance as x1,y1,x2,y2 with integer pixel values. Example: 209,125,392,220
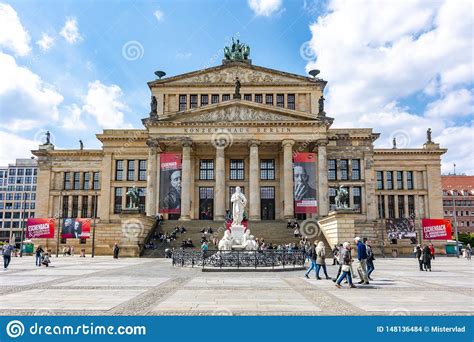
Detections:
224,38,250,61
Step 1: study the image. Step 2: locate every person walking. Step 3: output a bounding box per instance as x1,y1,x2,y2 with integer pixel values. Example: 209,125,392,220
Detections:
335,242,356,288
423,244,432,271
315,241,330,280
304,240,318,279
70,245,75,257
429,243,435,260
35,245,44,267
366,240,375,281
466,243,472,260
42,252,51,267
113,242,120,259
2,242,15,270
332,245,339,265
415,244,423,271
355,237,369,285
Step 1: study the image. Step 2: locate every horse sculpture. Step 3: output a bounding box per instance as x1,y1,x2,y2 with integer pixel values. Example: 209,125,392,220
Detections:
335,185,349,209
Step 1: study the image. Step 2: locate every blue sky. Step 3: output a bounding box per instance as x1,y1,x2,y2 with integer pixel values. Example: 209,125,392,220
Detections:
0,0,472,174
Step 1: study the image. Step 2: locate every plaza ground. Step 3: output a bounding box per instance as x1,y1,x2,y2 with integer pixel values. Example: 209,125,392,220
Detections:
0,255,472,316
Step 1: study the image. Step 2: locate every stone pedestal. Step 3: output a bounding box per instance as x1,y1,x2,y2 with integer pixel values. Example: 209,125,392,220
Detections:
230,224,245,245
318,210,358,247
119,210,151,257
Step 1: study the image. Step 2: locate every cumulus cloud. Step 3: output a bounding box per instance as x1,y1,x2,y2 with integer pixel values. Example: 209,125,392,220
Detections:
82,80,131,129
0,130,38,164
36,33,55,51
306,0,473,173
0,3,30,56
60,18,82,44
154,9,164,21
62,104,86,130
248,0,283,17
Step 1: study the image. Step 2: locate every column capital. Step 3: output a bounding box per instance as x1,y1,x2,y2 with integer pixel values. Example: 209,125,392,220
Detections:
282,139,295,147
248,140,260,148
146,138,165,152
182,139,193,148
316,138,329,147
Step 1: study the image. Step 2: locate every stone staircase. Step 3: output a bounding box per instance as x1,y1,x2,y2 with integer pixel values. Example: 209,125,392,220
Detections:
141,219,331,258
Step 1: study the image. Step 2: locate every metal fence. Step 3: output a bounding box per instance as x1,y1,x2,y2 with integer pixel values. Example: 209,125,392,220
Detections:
172,249,306,269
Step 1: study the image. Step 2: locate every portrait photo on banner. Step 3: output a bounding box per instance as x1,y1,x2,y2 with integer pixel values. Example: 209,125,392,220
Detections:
293,152,317,214
159,153,182,214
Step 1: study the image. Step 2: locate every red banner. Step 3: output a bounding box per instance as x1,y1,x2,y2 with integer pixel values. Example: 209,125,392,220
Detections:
62,218,91,239
422,218,452,240
293,152,317,214
159,153,182,214
26,218,55,239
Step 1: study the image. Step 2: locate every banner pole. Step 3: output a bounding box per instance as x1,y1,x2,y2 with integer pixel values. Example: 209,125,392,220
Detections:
56,192,62,258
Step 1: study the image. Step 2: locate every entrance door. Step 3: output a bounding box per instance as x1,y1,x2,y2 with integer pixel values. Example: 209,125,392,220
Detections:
199,187,214,220
260,187,275,220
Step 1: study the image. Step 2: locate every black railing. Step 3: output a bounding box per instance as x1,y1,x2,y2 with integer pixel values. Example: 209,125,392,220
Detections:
172,249,306,269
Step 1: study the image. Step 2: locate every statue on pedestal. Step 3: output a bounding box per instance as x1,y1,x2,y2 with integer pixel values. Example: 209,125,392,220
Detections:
126,186,140,209
231,186,247,226
426,128,432,143
335,185,349,209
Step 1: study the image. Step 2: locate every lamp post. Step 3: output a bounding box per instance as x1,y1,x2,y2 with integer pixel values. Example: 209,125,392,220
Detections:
378,194,385,258
450,190,460,258
19,192,27,257
91,191,97,258
56,192,63,258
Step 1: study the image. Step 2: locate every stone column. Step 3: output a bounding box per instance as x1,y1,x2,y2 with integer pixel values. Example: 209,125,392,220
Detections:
180,141,192,220
214,146,226,220
145,139,159,217
394,195,399,218
404,195,409,217
383,195,389,219
78,196,83,218
98,153,112,221
317,140,329,216
249,140,261,221
282,140,295,219
87,195,93,218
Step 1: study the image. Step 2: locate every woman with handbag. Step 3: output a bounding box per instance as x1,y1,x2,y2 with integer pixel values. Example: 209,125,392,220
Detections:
336,242,357,288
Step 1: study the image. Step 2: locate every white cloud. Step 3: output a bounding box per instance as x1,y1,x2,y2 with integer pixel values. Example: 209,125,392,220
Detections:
0,3,30,56
62,104,86,130
248,0,282,17
82,80,131,129
0,130,37,165
60,18,82,44
36,33,55,51
154,9,164,21
306,0,474,174
0,119,39,132
0,52,63,126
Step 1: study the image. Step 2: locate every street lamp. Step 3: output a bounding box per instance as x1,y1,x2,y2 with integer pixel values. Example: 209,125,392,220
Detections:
19,192,27,257
56,192,63,258
91,191,97,258
450,189,460,258
377,193,385,258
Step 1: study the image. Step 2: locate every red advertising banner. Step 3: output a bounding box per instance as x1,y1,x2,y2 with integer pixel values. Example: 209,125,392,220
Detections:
26,218,55,239
62,218,91,239
159,153,182,214
422,218,452,240
293,152,317,214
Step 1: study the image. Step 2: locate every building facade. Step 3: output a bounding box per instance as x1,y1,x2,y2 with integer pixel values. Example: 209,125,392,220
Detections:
0,159,38,242
32,53,447,255
442,175,474,233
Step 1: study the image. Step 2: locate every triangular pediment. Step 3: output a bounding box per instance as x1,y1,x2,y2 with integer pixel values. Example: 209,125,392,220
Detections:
159,99,319,123
148,62,325,86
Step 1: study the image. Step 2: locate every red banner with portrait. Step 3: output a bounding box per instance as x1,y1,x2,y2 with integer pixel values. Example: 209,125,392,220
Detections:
61,218,91,239
26,218,55,239
422,218,452,240
159,153,182,214
293,153,317,214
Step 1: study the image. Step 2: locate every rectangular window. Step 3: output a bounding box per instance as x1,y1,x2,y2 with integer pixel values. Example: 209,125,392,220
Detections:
287,94,295,109
25,169,32,176
190,94,198,109
244,94,252,101
114,188,122,214
388,195,395,218
16,177,23,184
276,94,284,107
14,202,21,210
377,195,385,218
386,171,393,190
64,172,71,190
201,94,209,106
328,159,337,180
255,94,263,103
138,188,146,212
34,169,37,175
376,171,383,190
353,186,361,212
17,169,24,176
73,172,80,190
138,160,147,181
199,159,214,180
398,195,405,218
230,159,244,180
25,176,31,183
179,95,187,111
408,195,415,216
71,195,79,218
115,160,124,181
81,196,88,218
407,171,414,190
93,172,100,190
62,195,69,218
340,159,349,180
329,187,337,211
265,94,273,105
14,193,21,200
260,186,275,199
396,171,403,190
83,172,90,190
260,159,275,180
127,160,135,181
211,94,219,104
222,94,230,101
351,159,360,180
9,169,16,176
